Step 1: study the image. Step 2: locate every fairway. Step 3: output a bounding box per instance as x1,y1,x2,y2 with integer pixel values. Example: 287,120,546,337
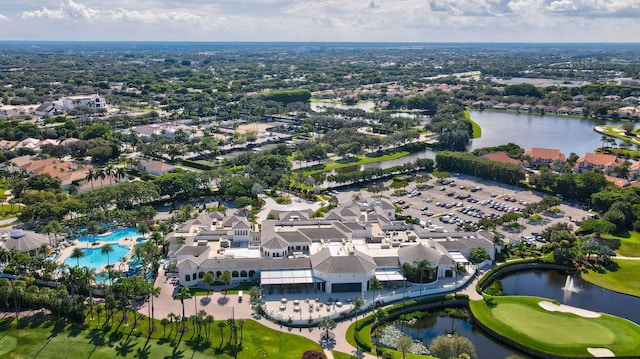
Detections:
471,296,640,357
582,259,640,297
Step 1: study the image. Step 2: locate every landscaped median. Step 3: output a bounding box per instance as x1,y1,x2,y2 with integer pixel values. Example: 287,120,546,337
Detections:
470,296,640,358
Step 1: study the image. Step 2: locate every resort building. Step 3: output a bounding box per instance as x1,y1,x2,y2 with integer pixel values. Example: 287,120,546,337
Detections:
168,199,494,294
524,148,566,170
574,152,622,174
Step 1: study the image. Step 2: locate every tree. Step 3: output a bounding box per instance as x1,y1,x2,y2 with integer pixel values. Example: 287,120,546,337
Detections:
469,248,490,265
396,335,414,359
100,244,114,267
175,285,192,328
203,272,215,297
413,259,432,295
70,247,85,267
86,220,100,243
352,298,364,329
318,316,336,340
429,334,477,359
220,271,232,296
148,285,161,332
369,277,383,307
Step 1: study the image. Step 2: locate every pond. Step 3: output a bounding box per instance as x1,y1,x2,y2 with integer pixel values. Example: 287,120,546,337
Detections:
500,269,640,325
391,269,640,359
393,313,533,359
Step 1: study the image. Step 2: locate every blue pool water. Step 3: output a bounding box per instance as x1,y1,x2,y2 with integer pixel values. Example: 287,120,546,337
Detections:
64,244,131,270
78,227,140,243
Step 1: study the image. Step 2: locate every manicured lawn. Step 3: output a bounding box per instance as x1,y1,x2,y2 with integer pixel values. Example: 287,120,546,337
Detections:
603,230,640,257
582,259,640,297
470,296,640,357
465,111,482,139
0,310,321,359
303,152,409,176
332,351,355,359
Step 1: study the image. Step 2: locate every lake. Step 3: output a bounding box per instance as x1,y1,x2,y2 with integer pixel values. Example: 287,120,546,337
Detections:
468,111,622,156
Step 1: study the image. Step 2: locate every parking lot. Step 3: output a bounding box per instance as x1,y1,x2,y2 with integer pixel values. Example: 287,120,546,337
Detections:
333,173,591,243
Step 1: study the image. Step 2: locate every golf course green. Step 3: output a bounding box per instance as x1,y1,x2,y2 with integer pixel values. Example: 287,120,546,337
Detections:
470,296,640,357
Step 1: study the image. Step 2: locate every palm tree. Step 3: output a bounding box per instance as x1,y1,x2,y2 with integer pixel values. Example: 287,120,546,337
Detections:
86,220,100,243
414,259,432,296
100,244,114,267
369,277,383,308
70,247,85,267
148,285,161,333
352,298,364,329
137,222,150,239
106,165,115,185
220,271,232,296
217,321,227,344
175,285,192,329
318,316,336,340
237,318,245,343
85,168,97,190
205,314,215,341
95,168,107,187
114,167,127,183
203,272,215,297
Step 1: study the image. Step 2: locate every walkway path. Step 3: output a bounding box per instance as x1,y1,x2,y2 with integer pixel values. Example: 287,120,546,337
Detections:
141,267,487,359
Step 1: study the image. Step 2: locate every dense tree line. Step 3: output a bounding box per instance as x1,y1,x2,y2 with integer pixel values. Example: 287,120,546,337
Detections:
436,151,525,185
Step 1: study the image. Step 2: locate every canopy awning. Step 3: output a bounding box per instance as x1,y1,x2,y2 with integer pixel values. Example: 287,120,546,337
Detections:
449,251,469,264
375,269,405,282
261,269,314,285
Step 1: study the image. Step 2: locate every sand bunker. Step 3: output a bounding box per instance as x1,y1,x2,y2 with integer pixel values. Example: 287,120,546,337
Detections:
587,347,615,357
538,301,601,318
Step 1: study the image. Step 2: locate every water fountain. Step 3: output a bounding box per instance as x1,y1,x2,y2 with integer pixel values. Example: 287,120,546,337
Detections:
562,275,580,293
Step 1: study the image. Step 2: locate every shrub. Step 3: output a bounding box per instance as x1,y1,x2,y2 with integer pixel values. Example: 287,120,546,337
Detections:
300,350,327,359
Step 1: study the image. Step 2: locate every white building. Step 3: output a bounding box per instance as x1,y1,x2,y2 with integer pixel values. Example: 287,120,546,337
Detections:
170,198,494,294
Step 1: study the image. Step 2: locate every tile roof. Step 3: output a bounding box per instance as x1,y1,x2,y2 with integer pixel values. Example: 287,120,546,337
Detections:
482,151,521,166
525,148,566,161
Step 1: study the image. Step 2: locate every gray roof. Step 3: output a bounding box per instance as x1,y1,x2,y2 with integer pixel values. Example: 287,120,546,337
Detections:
398,243,442,264
2,230,48,251
199,257,260,270
311,248,376,274
298,227,347,241
260,258,312,270
438,237,492,251
173,246,208,257
373,256,399,267
262,236,289,250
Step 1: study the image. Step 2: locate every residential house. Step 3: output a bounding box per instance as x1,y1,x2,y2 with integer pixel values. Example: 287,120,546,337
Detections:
34,102,59,117
58,94,105,110
137,159,176,176
570,107,584,116
506,103,522,111
623,97,639,105
602,95,621,103
556,107,570,115
574,153,622,174
481,152,521,166
572,95,585,103
524,148,566,170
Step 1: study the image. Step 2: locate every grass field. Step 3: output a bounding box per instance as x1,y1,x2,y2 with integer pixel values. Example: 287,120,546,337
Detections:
603,230,640,257
0,310,321,359
470,296,640,357
582,259,640,297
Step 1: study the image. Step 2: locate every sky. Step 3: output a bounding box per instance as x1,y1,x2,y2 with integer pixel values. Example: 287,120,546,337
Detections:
0,0,639,42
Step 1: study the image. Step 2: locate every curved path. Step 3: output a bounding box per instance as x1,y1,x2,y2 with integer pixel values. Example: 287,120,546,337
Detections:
141,267,489,359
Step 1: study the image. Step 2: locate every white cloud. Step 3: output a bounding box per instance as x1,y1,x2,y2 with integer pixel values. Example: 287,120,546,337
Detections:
0,13,8,21
547,0,577,11
21,0,207,24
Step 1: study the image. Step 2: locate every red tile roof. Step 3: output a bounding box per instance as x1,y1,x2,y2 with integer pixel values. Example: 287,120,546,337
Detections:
525,148,566,162
482,152,521,166
578,153,621,167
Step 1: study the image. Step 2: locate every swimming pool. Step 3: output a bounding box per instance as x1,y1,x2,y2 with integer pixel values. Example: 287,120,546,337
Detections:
63,244,131,270
78,227,140,243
